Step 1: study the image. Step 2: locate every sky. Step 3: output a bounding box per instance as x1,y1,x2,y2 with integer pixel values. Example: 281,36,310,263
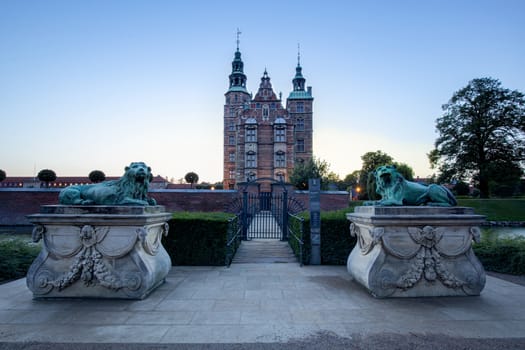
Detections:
1,0,524,183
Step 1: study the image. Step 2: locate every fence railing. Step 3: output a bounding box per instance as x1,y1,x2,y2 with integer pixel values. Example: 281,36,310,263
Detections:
225,213,242,267
287,213,305,266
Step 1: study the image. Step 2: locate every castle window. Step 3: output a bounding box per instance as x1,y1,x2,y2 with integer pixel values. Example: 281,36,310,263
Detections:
274,127,286,142
296,139,305,153
229,152,235,162
296,102,304,113
262,104,269,121
229,121,235,131
275,151,286,168
245,127,257,142
246,152,256,168
234,94,238,102
296,118,304,131
229,135,235,145
229,169,235,179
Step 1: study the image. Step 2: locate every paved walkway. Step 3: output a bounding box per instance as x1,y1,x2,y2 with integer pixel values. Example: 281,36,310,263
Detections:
0,264,524,347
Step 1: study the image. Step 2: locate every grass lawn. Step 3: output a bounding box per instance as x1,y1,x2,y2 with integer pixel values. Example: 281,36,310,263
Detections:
457,199,525,221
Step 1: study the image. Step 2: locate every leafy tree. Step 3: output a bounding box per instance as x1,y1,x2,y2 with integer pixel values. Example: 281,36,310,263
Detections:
0,169,6,182
431,77,525,198
184,172,199,188
453,181,470,196
37,169,57,187
88,170,106,183
486,159,523,197
394,162,414,181
290,156,330,190
358,150,394,199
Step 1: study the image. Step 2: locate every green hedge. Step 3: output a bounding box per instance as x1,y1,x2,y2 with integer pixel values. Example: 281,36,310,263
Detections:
289,209,356,265
0,238,40,283
474,237,525,275
163,212,235,266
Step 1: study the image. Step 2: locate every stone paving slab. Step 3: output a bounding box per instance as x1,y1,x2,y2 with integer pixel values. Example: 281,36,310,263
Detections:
0,264,524,344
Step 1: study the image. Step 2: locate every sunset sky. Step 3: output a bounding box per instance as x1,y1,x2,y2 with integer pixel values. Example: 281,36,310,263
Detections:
1,0,524,182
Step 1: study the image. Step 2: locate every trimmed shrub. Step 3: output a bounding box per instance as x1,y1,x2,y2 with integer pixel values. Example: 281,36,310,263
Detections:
163,212,235,266
289,209,356,265
474,237,525,275
0,238,40,283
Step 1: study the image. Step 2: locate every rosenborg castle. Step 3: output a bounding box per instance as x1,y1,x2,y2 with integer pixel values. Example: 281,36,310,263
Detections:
222,44,314,190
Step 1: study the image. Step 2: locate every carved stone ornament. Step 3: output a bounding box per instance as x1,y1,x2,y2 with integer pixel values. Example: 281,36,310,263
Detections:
346,206,486,298
26,205,172,299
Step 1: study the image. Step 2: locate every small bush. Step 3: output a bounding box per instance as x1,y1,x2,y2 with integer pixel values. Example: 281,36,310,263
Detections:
474,237,525,275
163,212,235,266
0,238,40,283
289,209,356,265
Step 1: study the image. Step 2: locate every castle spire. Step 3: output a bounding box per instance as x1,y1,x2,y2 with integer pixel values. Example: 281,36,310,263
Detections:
227,29,247,93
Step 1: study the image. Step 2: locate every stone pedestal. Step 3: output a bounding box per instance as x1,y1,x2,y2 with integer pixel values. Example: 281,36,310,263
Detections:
26,205,172,299
346,206,486,298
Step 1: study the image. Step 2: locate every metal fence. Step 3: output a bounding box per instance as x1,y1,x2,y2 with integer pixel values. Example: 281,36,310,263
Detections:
287,213,305,266
225,213,242,266
241,192,288,240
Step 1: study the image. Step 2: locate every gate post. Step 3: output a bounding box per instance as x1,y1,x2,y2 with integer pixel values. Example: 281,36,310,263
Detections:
241,190,248,240
309,178,321,265
282,190,288,241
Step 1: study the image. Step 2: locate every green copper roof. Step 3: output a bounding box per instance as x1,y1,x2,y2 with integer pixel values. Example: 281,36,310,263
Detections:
287,90,313,100
227,86,249,93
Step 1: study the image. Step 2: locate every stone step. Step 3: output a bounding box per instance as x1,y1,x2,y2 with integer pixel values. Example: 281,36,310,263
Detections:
232,239,297,264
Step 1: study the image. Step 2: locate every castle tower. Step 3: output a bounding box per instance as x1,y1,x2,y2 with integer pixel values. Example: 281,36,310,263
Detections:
286,50,314,166
223,32,251,189
223,38,313,190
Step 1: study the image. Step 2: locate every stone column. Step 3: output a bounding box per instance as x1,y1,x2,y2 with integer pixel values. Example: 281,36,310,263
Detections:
347,206,486,298
26,205,172,299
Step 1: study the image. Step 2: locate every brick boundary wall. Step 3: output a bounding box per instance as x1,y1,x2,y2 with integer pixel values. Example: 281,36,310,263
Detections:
0,189,350,227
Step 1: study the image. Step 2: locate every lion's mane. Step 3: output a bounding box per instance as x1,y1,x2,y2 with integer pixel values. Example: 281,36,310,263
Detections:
367,165,456,207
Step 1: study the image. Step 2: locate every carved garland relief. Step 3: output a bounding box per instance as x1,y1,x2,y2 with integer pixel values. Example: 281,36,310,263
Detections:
31,222,169,294
350,223,481,291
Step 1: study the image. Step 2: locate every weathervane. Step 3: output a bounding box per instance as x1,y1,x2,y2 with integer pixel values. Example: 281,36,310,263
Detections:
236,28,242,51
297,43,301,66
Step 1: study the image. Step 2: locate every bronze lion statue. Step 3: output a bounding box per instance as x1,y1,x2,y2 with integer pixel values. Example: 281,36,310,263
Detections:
59,162,157,206
365,165,457,207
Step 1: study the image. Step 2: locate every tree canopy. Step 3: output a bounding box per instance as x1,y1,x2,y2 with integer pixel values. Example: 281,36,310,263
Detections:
184,172,199,188
88,170,106,183
37,169,57,185
431,77,525,198
352,151,415,199
289,156,330,190
0,169,6,182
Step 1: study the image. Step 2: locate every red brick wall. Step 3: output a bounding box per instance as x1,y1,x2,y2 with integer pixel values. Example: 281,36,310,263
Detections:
0,189,350,226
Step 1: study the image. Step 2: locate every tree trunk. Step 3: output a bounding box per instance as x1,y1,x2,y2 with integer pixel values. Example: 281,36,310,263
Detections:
478,174,490,198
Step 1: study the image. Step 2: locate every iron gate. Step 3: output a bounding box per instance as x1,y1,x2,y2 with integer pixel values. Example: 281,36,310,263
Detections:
241,191,288,240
